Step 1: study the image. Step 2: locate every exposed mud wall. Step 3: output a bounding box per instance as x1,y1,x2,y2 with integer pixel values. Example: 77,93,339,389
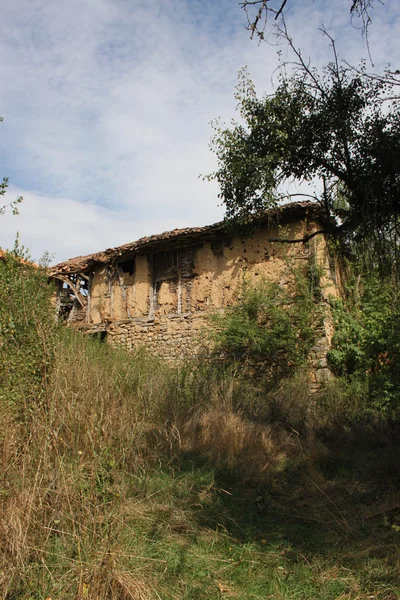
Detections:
88,220,322,325
88,254,150,323
82,219,338,381
89,267,111,323
134,254,151,316
100,223,304,320
189,222,310,311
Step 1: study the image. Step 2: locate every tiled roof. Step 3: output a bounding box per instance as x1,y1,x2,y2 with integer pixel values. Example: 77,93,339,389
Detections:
50,201,329,276
0,249,38,268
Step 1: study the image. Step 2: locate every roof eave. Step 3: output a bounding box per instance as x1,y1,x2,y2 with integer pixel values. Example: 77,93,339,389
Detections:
49,201,332,277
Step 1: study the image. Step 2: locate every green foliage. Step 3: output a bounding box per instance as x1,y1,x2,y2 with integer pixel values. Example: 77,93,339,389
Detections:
0,117,23,215
0,240,57,407
0,176,23,215
328,275,400,417
211,263,322,376
207,49,400,273
0,252,399,599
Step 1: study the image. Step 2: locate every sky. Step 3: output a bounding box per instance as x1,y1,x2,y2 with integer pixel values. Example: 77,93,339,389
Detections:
0,0,399,263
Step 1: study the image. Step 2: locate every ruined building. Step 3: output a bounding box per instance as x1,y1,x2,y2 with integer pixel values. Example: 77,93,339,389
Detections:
50,201,337,383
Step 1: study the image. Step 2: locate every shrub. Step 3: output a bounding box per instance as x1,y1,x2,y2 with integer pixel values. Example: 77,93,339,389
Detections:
0,243,58,409
328,275,400,419
210,263,322,381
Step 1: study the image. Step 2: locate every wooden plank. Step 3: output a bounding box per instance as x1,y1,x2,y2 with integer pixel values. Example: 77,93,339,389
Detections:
55,275,87,308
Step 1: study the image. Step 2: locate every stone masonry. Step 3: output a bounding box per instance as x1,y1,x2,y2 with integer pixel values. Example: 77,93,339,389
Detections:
50,202,339,387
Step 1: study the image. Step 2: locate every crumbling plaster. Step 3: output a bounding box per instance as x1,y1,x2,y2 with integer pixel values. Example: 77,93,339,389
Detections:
51,202,339,391
87,220,329,325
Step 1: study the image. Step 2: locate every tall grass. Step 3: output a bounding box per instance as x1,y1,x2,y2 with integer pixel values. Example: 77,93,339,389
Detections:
0,328,303,598
1,254,399,599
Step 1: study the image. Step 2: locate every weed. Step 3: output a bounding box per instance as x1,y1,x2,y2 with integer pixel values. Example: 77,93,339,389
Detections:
1,249,399,599
209,264,323,388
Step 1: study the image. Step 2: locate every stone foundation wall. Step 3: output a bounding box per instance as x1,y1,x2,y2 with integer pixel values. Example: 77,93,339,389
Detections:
308,303,335,392
106,312,211,360
59,212,339,388
105,307,333,392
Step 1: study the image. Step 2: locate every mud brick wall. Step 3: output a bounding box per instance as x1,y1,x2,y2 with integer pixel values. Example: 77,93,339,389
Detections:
54,210,339,388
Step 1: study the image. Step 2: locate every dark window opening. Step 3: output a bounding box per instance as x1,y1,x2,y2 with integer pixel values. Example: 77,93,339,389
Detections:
119,257,135,276
153,250,179,282
90,330,108,342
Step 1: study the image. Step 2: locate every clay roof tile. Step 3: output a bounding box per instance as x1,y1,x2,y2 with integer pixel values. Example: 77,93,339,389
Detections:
49,201,330,277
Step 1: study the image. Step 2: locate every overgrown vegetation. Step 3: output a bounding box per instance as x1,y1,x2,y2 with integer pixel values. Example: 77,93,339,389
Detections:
207,32,400,276
210,262,322,382
0,241,56,408
1,247,399,599
328,271,400,421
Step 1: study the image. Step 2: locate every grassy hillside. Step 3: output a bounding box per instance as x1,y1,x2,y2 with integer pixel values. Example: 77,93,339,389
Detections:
0,251,399,599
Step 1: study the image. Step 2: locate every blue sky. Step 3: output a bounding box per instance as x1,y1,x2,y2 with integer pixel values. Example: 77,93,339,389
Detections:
0,0,398,262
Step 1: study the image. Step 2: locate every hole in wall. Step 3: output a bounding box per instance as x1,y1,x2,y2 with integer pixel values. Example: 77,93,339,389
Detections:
119,258,135,276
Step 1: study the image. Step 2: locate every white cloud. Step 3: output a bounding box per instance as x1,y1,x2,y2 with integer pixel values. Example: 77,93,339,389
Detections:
0,0,398,263
0,187,199,264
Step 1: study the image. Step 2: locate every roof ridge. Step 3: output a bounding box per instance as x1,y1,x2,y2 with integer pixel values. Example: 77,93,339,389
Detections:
50,201,328,277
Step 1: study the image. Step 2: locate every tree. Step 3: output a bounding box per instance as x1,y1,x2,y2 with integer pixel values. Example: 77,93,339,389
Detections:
0,177,23,216
207,31,400,274
0,117,23,217
241,0,379,42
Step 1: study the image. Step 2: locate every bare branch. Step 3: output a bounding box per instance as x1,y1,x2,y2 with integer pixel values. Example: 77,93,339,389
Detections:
274,0,288,20
240,0,381,45
268,229,329,244
344,61,400,90
278,21,329,99
277,193,321,202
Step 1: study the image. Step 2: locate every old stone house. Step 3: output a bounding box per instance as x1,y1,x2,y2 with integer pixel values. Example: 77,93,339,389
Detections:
50,201,337,381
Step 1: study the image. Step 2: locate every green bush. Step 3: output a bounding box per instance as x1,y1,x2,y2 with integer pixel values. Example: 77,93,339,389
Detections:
328,275,400,418
0,243,57,408
210,264,322,380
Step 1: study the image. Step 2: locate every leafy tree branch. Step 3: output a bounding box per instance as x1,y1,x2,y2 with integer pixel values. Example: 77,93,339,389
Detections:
207,29,400,274
0,178,23,216
0,117,23,216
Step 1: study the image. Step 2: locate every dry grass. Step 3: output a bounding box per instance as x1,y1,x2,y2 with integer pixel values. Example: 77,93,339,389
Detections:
1,330,399,599
0,331,171,599
181,407,298,482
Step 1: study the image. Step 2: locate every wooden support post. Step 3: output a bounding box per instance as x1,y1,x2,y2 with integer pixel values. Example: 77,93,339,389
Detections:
55,275,87,308
177,248,182,314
